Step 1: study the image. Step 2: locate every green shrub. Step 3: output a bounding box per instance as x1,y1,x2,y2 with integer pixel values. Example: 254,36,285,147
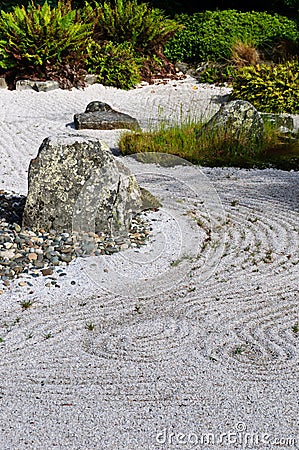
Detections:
86,40,141,89
165,10,299,63
0,0,93,86
197,64,237,84
231,60,299,113
92,0,180,53
0,0,87,12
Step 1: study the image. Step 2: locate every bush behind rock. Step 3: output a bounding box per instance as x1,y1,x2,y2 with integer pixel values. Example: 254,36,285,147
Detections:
231,60,299,114
86,41,141,90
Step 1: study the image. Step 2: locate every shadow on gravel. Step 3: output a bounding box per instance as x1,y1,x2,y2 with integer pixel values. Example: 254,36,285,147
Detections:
251,178,299,212
0,191,26,225
211,93,231,105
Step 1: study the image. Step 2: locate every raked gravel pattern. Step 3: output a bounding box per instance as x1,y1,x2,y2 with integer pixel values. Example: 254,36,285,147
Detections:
0,79,298,449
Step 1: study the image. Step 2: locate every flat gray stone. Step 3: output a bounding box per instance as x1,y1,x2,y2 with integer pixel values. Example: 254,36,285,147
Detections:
16,79,60,92
74,101,140,130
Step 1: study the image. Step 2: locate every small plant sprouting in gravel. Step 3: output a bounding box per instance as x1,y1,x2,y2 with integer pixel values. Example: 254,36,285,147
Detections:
44,332,53,340
134,305,142,314
0,337,4,343
21,300,33,310
233,346,245,355
292,323,299,333
170,255,192,267
26,332,33,340
85,323,95,331
263,250,273,263
231,200,238,207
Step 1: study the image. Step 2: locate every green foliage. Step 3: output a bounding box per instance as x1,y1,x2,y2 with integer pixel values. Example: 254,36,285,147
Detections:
119,119,299,170
0,0,56,11
231,60,299,113
0,1,93,72
0,0,87,11
119,119,266,167
86,40,141,89
92,0,181,56
197,64,237,84
165,10,299,63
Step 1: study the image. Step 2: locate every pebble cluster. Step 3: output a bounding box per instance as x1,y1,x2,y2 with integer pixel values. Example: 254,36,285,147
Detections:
0,191,150,290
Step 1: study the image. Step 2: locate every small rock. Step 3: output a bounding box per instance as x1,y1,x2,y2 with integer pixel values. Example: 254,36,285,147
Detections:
0,77,8,89
60,254,73,263
13,223,21,232
13,265,24,275
18,281,27,287
41,268,54,276
28,253,38,261
85,74,98,86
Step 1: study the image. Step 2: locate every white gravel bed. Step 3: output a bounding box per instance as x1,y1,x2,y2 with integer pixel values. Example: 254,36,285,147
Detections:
0,78,298,449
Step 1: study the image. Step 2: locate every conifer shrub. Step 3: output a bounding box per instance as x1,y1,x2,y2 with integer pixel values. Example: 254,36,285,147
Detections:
231,60,299,113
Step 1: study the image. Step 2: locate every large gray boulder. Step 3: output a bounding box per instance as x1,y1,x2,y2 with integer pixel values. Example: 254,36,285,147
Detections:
74,101,140,130
199,100,264,147
22,135,143,235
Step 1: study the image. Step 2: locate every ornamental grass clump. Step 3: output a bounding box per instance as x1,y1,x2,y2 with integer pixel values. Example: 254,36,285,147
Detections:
0,0,93,88
119,117,299,170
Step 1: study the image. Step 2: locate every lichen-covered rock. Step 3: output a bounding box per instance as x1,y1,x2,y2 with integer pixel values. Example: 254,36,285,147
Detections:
74,101,140,130
260,113,294,132
140,187,161,211
22,135,143,234
201,100,264,146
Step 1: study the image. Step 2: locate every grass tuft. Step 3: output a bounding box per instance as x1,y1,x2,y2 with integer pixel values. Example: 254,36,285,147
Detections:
119,118,299,170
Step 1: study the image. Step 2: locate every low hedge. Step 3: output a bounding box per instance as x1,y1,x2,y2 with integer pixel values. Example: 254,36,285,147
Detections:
165,9,299,63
